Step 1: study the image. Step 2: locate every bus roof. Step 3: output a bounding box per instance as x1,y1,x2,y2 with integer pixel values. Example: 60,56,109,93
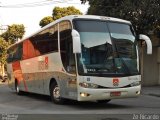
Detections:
9,15,131,48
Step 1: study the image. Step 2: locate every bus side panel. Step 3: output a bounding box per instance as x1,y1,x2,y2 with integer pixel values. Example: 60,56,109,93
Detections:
7,63,15,90
21,56,44,94
55,72,77,100
7,61,27,92
45,53,78,100
20,53,78,100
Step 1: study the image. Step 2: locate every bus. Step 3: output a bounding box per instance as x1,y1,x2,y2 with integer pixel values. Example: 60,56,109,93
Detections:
6,15,152,104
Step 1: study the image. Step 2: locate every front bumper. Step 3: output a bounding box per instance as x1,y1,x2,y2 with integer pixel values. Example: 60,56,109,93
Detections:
78,85,141,101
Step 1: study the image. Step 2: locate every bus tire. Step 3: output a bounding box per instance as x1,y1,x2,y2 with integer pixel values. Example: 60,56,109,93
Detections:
50,82,65,104
15,81,23,95
97,99,111,104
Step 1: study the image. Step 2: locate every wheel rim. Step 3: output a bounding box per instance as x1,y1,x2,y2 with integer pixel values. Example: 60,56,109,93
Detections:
16,84,19,93
53,85,60,100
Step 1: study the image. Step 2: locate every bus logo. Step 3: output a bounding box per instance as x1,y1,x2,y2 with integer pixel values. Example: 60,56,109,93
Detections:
38,56,49,70
45,56,49,69
113,78,119,86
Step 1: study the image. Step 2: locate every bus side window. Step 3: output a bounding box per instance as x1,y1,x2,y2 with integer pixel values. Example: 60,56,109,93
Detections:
23,39,36,59
7,44,23,63
7,48,13,63
31,24,58,56
14,43,22,61
60,21,76,74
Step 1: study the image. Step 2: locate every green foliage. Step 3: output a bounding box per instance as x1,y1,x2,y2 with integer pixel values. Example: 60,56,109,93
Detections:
0,37,10,64
155,24,160,37
87,0,160,34
39,6,82,27
39,16,54,28
1,24,25,43
52,6,82,20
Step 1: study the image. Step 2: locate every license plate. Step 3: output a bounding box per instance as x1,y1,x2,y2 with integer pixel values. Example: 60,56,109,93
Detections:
110,91,121,97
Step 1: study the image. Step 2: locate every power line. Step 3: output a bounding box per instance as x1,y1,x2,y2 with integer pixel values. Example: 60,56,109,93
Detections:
0,0,83,8
0,0,61,8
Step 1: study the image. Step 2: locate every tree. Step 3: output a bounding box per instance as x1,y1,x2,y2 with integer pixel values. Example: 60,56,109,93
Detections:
52,6,82,20
155,23,160,38
87,0,160,35
39,16,54,28
39,6,82,27
0,24,25,76
0,37,10,78
1,24,25,43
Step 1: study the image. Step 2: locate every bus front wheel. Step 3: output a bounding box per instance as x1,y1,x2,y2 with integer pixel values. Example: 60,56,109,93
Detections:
50,82,65,104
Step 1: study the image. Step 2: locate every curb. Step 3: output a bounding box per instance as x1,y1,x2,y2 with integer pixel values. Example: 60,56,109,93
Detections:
0,81,3,84
147,93,160,97
141,86,160,97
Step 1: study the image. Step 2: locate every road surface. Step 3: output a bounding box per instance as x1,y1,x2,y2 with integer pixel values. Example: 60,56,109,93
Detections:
0,82,160,120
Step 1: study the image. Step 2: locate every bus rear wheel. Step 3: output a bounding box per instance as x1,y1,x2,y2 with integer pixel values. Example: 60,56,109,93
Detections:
15,81,23,95
97,99,111,104
50,82,65,104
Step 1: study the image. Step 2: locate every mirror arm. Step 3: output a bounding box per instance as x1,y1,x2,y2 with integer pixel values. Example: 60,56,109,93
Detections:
72,29,82,53
139,34,152,54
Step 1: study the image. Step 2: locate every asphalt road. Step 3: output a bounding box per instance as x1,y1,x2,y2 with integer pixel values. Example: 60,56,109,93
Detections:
0,82,160,120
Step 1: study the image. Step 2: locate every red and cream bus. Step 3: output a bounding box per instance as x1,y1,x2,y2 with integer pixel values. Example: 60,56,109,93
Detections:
7,15,152,104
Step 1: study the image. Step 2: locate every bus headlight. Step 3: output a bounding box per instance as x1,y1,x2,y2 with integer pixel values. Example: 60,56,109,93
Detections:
130,81,141,87
79,82,98,88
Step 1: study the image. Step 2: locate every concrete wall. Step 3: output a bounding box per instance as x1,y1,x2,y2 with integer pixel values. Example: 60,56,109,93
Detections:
142,36,160,86
142,47,159,86
159,65,160,85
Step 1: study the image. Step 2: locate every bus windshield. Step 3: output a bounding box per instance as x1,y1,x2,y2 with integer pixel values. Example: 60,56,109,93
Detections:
73,19,139,77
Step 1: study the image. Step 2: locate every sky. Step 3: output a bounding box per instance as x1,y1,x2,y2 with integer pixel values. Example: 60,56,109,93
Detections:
0,0,89,38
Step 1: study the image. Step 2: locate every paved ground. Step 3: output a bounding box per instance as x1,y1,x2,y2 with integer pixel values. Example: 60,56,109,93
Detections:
141,86,160,97
0,81,160,120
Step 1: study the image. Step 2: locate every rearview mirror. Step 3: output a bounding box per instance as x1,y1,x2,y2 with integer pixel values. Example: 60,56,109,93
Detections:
139,34,152,54
72,29,81,53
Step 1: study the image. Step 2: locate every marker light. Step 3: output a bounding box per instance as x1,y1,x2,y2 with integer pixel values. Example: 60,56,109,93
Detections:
80,92,90,97
130,81,141,87
136,91,141,95
79,82,98,88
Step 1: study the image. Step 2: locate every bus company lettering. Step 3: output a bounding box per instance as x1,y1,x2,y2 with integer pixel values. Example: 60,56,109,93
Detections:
38,56,49,70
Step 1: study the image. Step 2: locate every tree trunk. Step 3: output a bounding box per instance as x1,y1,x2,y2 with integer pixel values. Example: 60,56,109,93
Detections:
0,62,5,79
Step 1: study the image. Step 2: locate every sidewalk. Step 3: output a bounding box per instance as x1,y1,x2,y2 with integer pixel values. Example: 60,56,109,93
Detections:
141,86,160,97
0,80,7,85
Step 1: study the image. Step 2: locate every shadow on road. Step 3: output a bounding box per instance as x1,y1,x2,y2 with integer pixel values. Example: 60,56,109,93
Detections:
18,91,131,109
65,100,131,110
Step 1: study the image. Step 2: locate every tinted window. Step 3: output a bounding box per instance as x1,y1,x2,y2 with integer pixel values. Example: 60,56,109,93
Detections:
22,24,58,60
74,19,138,77
31,24,58,56
108,22,134,35
74,20,108,32
60,21,76,74
7,43,22,63
23,39,36,59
